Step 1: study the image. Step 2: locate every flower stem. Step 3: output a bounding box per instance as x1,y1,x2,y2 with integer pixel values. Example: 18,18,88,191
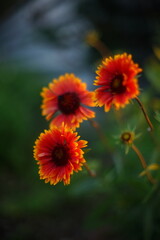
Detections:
135,96,153,131
131,144,156,184
88,119,111,151
90,41,111,58
83,162,96,177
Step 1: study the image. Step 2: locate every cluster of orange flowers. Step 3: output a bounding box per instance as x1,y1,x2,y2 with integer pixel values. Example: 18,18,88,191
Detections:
33,53,142,186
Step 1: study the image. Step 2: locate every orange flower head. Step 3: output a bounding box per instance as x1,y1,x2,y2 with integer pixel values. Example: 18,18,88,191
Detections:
41,73,95,129
33,124,87,185
94,53,142,111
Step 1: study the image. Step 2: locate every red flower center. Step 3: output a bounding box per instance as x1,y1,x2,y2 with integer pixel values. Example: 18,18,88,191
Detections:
58,92,80,114
52,144,69,166
110,75,126,94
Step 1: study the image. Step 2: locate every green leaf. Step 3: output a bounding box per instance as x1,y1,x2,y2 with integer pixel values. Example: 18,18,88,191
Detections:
83,148,91,154
139,163,160,177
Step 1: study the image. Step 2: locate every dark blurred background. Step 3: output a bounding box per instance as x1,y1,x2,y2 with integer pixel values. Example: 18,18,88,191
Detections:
1,0,160,239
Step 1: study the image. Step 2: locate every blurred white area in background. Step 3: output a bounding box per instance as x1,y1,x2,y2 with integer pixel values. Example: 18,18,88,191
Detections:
0,0,94,83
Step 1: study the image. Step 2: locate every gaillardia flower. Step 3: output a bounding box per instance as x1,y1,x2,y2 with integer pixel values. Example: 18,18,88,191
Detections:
41,73,95,129
33,124,87,185
94,53,142,111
